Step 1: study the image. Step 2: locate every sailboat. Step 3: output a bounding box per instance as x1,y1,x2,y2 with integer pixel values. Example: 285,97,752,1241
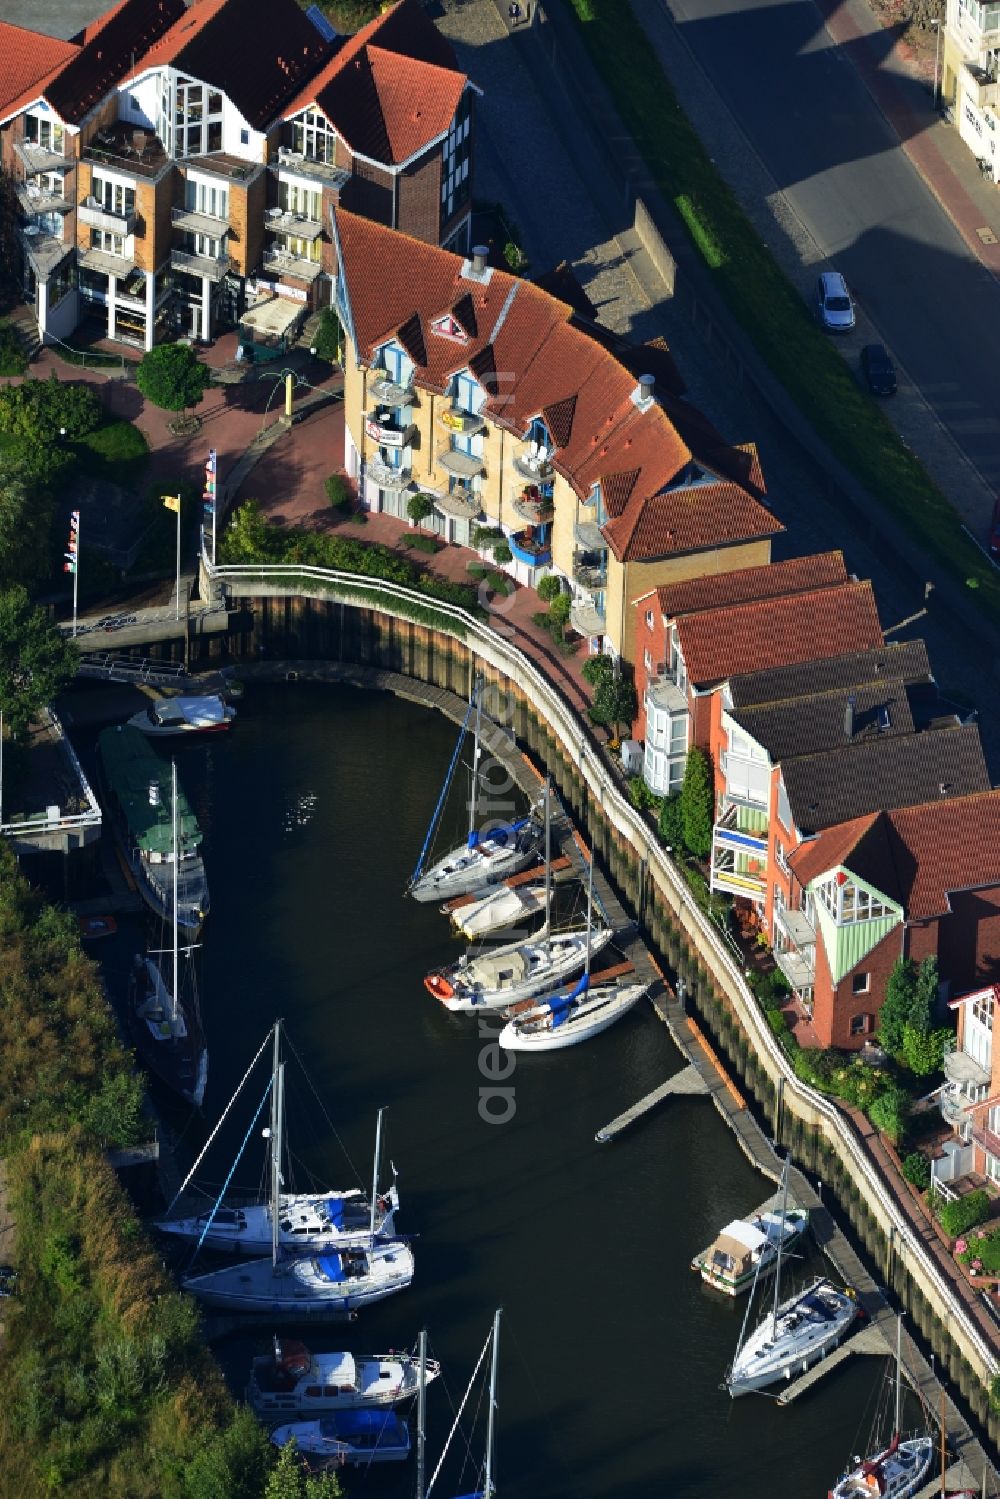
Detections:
424,782,612,1013
497,854,647,1051
181,1050,414,1315
128,760,208,1108
447,880,548,940
416,1310,501,1499
408,686,542,904
270,1407,412,1468
725,1156,858,1396
830,1316,933,1499
248,1335,440,1420
158,1022,400,1255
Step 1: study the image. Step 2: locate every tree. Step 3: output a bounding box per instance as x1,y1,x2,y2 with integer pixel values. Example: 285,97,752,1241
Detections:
536,574,562,604
311,307,343,365
658,792,685,849
581,653,614,688
264,1439,343,1499
0,471,53,589
680,745,713,857
589,669,637,739
136,342,211,413
901,1024,951,1078
548,590,572,641
0,586,78,737
908,956,939,1035
869,1084,910,1144
491,540,513,565
218,500,277,565
877,958,917,1056
406,492,434,526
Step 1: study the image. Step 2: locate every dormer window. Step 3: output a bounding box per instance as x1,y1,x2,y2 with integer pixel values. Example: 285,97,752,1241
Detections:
290,108,335,165
815,873,894,926
431,313,469,343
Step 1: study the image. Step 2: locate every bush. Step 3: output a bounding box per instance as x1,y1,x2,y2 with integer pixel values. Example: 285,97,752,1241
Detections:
938,1189,992,1239
581,653,614,687
402,533,439,553
0,319,28,376
868,1085,910,1144
902,1152,931,1191
311,307,342,365
626,776,662,815
958,1228,1000,1278
491,540,513,565
76,421,149,482
536,574,562,603
472,524,502,548
658,792,685,849
766,1008,790,1038
324,474,353,513
0,374,101,441
136,342,210,412
486,569,510,593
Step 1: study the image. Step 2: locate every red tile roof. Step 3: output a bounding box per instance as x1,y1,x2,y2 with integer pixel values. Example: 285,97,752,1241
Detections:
0,22,78,118
130,0,331,130
334,210,780,548
674,580,883,686
789,790,1000,920
652,552,847,619
283,0,465,166
0,0,184,126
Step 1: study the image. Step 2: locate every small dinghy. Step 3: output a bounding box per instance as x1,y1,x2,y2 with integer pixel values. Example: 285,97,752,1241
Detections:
271,1409,411,1468
248,1337,439,1420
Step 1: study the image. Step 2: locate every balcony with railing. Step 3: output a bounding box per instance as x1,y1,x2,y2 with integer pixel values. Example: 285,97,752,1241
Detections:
78,197,136,235
16,139,71,176
570,594,605,638
509,529,552,568
21,227,73,279
172,204,229,237
369,374,414,408
265,207,324,243
434,485,482,521
17,181,71,216
710,803,768,901
943,1040,991,1092
572,552,606,590
437,446,486,479
364,412,415,449
78,244,137,280
270,145,350,189
262,248,323,283
438,406,486,436
964,60,999,107
171,246,232,283
512,447,554,483
83,124,168,179
367,458,412,491
512,486,554,525
772,906,817,992
574,518,607,553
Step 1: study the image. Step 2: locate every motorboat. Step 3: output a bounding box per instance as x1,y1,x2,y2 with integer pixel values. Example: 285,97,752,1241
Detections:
271,1409,411,1467
691,1174,809,1296
127,694,235,737
248,1337,439,1420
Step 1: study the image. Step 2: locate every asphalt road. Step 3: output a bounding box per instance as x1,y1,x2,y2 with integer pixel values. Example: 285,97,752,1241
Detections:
664,0,1000,492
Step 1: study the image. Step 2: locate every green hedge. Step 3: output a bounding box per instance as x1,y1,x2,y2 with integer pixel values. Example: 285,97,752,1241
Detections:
566,0,1000,621
937,1189,992,1239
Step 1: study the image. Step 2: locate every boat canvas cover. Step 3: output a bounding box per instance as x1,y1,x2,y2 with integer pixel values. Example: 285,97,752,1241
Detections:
97,726,201,856
320,1410,406,1440
552,971,589,1026
718,1220,768,1253
317,1254,345,1282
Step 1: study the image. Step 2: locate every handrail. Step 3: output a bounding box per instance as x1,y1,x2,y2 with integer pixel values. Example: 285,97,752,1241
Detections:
206,549,999,1375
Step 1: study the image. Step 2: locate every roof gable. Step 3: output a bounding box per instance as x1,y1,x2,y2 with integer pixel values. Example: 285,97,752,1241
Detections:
655,551,847,620
0,22,79,118
727,640,933,712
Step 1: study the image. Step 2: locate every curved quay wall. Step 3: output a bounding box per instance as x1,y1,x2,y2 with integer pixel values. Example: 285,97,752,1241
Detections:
196,560,1000,1433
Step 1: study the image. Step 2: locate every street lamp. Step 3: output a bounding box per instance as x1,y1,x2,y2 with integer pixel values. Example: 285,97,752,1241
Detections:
930,18,943,108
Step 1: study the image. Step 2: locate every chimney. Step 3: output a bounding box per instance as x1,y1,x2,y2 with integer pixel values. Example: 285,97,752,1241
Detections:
472,244,488,275
844,693,855,741
631,373,656,410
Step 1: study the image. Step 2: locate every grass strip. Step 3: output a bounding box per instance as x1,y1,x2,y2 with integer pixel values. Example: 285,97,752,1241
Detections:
566,0,1000,621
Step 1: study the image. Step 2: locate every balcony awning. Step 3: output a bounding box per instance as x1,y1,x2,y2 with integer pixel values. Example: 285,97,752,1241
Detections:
774,907,816,949
240,294,303,342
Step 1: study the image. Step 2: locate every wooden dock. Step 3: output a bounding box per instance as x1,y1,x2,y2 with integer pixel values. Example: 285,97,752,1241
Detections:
595,1064,709,1143
775,1322,884,1404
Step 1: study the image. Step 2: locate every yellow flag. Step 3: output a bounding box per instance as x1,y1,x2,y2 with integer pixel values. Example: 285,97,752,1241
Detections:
163,494,181,513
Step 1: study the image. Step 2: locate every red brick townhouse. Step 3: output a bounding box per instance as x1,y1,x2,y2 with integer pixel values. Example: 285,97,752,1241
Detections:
331,208,784,626
782,789,1000,1050
941,978,1000,1188
632,551,881,795
0,0,476,350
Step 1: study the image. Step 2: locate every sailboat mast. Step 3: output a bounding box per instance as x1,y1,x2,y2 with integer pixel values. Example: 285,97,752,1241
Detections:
469,685,482,839
369,1107,384,1244
415,1327,427,1499
270,1023,283,1269
585,848,594,977
171,761,179,1023
894,1313,902,1434
770,1155,791,1338
940,1385,947,1496
543,780,552,932
484,1307,501,1498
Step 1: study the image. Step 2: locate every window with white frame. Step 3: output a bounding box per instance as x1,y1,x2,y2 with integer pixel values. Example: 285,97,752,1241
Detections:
643,648,652,671
851,972,870,995
774,837,789,876
440,90,472,225
964,990,994,1072
816,873,893,926
186,177,228,219
379,342,412,386
290,108,336,164
174,77,224,158
91,228,125,257
91,174,135,218
24,114,64,154
278,181,320,220
645,610,654,630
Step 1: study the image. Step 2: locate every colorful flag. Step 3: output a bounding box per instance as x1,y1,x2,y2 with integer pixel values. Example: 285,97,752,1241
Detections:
163,494,181,513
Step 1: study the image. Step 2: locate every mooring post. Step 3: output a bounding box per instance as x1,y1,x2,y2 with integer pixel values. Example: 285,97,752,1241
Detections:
774,1074,785,1143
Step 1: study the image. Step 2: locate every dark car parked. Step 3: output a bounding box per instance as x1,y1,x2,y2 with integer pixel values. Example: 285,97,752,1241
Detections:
860,343,897,396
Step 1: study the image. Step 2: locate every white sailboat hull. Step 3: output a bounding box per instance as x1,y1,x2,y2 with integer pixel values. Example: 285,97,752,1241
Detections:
271,1415,411,1466
727,1277,858,1395
449,882,547,938
410,825,541,902
498,981,648,1051
427,928,613,1013
183,1242,415,1315
156,1189,397,1255
831,1437,934,1499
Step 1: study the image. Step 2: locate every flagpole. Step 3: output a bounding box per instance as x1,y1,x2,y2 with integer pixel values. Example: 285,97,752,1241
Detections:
72,511,79,637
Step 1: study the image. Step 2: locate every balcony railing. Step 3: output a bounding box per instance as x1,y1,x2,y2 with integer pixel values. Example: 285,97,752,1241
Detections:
17,182,71,216
513,450,554,483
172,205,229,237
509,530,552,568
437,447,485,479
710,822,767,901
271,146,350,189
368,375,413,408
434,486,481,520
570,596,605,638
574,518,607,552
774,946,815,991
171,247,232,283
20,227,72,279
79,198,136,235
367,459,412,491
940,1087,974,1129
16,140,70,176
262,248,323,283
572,556,606,590
364,413,415,449
265,208,324,243
964,60,999,107
439,407,486,436
942,1043,991,1090
513,489,555,525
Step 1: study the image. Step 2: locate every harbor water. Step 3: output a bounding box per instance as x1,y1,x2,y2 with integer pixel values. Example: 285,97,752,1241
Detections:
84,684,912,1497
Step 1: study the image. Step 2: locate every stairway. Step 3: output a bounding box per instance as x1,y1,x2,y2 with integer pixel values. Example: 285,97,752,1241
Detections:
6,305,41,363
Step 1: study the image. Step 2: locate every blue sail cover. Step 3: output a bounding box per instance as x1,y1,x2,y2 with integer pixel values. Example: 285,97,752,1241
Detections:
322,1410,407,1440
317,1253,344,1282
551,972,589,1027
325,1199,346,1228
467,828,480,849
